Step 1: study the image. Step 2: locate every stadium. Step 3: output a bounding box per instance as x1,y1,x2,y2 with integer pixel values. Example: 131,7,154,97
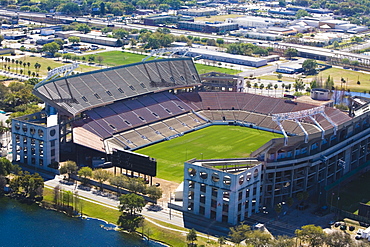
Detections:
11,57,370,225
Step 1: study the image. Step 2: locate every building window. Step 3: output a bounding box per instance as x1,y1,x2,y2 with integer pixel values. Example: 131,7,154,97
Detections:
51,140,55,147
200,183,206,193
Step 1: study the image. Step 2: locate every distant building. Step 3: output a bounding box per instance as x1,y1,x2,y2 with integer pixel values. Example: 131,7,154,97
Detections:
55,31,120,46
3,32,27,40
178,21,238,33
143,15,178,26
178,48,268,67
276,59,305,74
178,8,218,17
40,29,55,36
143,15,193,26
200,72,244,92
227,16,289,29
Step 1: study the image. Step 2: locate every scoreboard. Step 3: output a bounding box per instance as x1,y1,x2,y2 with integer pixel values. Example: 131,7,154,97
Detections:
111,150,157,177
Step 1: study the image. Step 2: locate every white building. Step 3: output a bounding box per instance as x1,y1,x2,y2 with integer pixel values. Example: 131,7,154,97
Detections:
183,158,262,225
12,107,60,171
178,48,268,67
227,16,289,29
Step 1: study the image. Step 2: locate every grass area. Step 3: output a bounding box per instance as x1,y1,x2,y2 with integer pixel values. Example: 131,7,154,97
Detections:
316,67,370,92
195,14,243,22
136,125,282,183
86,51,242,74
195,63,242,75
259,74,297,83
140,219,218,247
43,187,219,246
337,170,370,213
87,51,147,67
0,56,97,77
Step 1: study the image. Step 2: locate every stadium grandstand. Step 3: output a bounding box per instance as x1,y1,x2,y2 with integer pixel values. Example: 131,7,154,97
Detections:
11,57,370,225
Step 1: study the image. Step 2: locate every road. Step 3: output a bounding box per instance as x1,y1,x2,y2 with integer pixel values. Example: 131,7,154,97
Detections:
45,175,185,227
43,174,230,242
1,8,370,63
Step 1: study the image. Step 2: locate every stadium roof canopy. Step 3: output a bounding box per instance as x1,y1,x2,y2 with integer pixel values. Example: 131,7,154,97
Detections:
33,58,201,116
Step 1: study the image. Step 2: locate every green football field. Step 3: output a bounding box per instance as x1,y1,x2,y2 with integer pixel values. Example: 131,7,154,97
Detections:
136,125,282,183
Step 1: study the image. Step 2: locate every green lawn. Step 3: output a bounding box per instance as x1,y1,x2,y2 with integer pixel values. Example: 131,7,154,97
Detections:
259,74,297,83
317,67,370,92
0,56,97,77
195,63,242,75
87,51,148,67
136,125,282,183
85,51,241,74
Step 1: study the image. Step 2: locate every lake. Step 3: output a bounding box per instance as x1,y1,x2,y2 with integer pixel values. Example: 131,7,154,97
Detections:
0,197,164,247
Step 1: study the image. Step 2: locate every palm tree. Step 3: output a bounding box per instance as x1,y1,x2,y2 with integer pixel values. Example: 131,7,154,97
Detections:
259,83,264,95
253,83,258,94
34,62,41,72
274,84,278,97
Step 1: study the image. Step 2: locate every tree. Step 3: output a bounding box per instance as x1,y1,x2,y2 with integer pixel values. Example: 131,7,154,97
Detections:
218,236,226,247
277,73,283,81
272,235,295,247
109,175,127,195
253,83,258,94
96,56,104,65
187,228,197,246
34,62,41,72
0,175,6,195
325,75,334,90
42,42,60,56
59,160,78,180
0,35,3,46
259,83,265,94
274,84,278,97
296,9,310,19
295,224,326,247
325,231,353,247
302,59,317,75
228,222,251,245
119,193,146,216
245,230,272,247
294,77,305,92
145,186,162,203
216,38,224,46
100,2,106,15
78,166,92,185
76,23,91,34
54,52,62,61
284,48,298,60
0,157,14,176
92,169,111,191
68,36,81,44
112,28,129,39
126,177,146,194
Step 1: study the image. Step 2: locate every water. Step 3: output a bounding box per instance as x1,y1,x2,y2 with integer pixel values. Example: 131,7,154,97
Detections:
0,197,164,247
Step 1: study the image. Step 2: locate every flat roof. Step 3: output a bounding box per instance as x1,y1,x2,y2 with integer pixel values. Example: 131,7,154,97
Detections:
188,48,267,62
